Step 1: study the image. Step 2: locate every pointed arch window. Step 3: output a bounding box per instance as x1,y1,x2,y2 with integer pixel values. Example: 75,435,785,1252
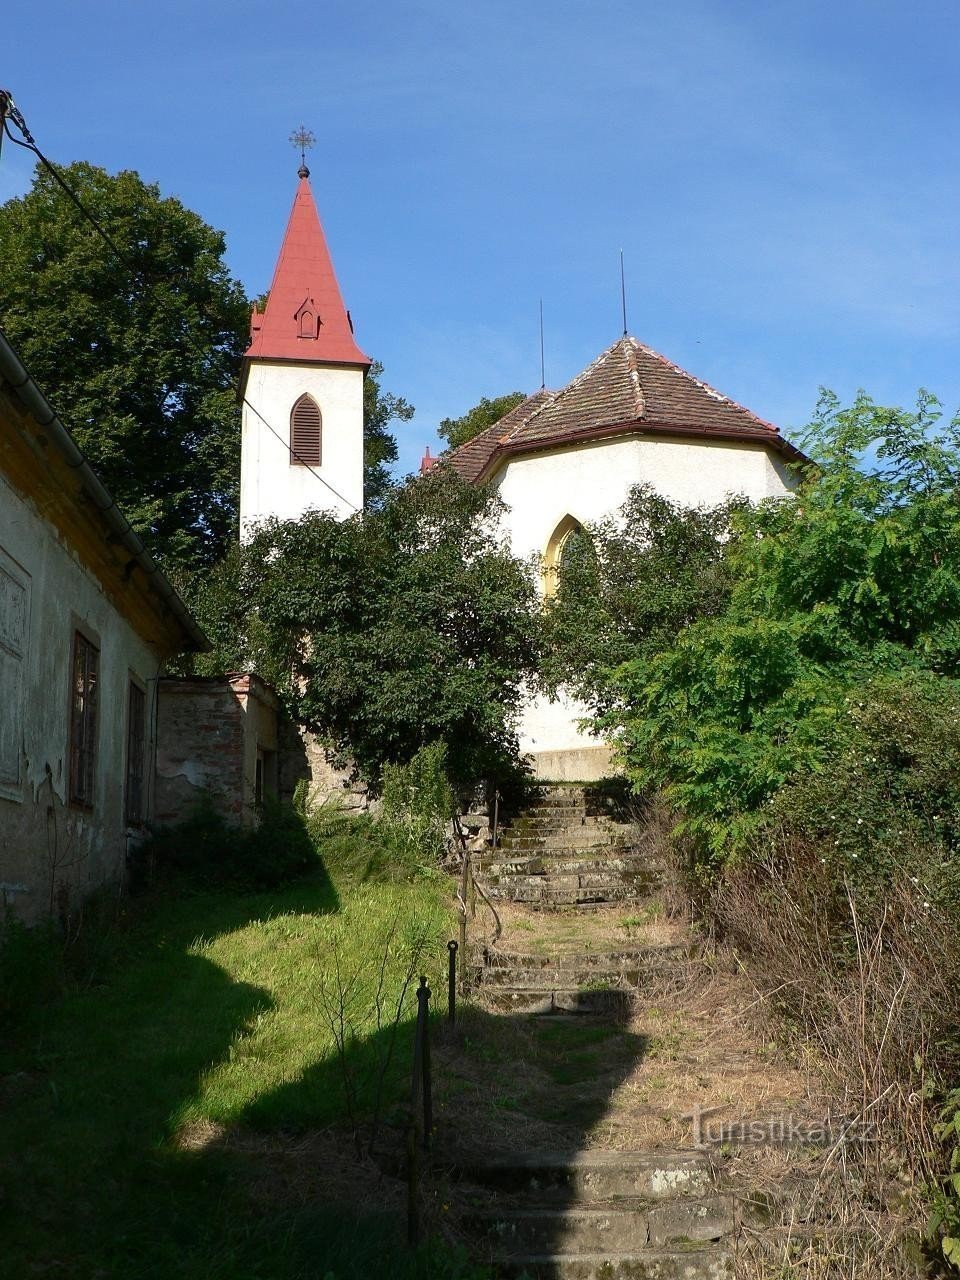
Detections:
542,515,592,599
290,394,322,466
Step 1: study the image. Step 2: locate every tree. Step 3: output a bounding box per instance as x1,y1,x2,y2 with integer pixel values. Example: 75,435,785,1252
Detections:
194,466,539,790
0,161,250,573
540,486,740,715
438,391,526,450
602,391,960,863
363,360,412,505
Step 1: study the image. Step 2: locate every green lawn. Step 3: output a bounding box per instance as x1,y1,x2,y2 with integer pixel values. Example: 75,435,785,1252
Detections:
0,858,483,1279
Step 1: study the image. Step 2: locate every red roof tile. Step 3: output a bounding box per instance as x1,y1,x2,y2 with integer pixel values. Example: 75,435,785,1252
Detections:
446,389,555,483
244,176,370,368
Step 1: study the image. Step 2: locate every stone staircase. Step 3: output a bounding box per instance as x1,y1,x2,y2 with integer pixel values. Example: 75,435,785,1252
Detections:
448,785,749,1276
462,1148,741,1278
478,785,662,909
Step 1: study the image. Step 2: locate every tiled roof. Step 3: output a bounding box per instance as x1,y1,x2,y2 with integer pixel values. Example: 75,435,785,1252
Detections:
244,175,370,368
447,388,555,483
449,336,799,482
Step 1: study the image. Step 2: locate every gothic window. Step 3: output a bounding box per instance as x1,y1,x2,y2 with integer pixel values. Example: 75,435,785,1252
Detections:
69,631,99,809
290,394,322,466
299,308,315,339
542,515,591,599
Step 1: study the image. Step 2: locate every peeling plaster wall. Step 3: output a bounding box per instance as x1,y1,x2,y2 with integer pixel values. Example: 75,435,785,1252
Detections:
492,435,797,778
0,475,162,923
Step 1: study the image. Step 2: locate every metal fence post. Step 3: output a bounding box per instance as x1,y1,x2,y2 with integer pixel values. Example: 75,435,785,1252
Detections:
418,976,432,1147
447,940,458,1023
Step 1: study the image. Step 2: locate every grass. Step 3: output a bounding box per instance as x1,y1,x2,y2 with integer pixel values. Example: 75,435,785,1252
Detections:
0,822,483,1280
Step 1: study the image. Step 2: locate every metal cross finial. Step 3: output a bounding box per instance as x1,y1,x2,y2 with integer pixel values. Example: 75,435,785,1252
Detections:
289,124,316,178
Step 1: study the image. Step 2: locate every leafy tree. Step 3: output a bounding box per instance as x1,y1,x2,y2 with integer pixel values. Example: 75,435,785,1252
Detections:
0,161,250,573
602,390,960,862
363,360,412,505
438,392,526,450
194,466,539,790
540,486,740,715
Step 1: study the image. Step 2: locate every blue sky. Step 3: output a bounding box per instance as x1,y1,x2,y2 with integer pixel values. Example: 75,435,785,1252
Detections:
3,1,960,476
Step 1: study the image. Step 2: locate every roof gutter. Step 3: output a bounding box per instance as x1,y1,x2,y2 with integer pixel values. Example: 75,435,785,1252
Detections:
0,330,209,652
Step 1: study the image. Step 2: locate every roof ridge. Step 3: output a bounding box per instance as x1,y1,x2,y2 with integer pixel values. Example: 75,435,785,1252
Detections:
627,335,778,435
621,336,645,419
500,386,554,443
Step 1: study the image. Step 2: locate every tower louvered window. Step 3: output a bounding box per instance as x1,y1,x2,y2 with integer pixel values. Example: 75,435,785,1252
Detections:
290,394,321,466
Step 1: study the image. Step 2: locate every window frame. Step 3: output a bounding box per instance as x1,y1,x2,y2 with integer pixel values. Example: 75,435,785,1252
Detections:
69,629,100,811
125,677,147,828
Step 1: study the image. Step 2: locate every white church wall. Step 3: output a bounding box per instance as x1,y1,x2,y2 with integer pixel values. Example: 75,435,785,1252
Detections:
240,360,364,538
0,473,161,922
492,433,797,780
494,434,794,565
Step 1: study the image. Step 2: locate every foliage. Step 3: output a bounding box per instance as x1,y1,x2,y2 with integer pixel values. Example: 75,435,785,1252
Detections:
931,1088,960,1272
363,359,413,506
194,465,540,791
540,485,740,715
130,797,324,892
0,909,62,1019
0,161,250,573
602,390,960,863
380,741,454,875
0,859,476,1278
438,391,526,450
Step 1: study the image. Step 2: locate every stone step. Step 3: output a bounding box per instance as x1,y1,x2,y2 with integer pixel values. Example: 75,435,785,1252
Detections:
497,832,629,852
493,1247,731,1279
482,870,650,892
480,880,645,907
504,815,619,833
480,986,637,1016
459,1149,716,1202
480,945,691,972
470,1194,737,1254
480,855,659,878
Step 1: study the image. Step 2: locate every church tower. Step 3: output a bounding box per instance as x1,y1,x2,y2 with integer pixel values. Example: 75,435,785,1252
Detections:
239,163,370,539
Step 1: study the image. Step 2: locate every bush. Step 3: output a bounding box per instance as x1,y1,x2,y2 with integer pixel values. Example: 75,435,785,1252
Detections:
0,910,63,1023
131,796,323,892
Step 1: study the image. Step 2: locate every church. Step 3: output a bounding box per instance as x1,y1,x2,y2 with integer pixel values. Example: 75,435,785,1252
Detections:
239,168,802,781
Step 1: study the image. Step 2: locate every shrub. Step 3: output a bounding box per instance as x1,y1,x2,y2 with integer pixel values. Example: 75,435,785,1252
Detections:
0,910,62,1023
131,796,322,892
380,742,453,878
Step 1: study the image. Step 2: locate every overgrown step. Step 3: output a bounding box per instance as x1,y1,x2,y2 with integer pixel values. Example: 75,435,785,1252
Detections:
481,855,658,877
493,1247,732,1279
479,875,656,907
479,987,638,1016
470,1196,737,1253
477,944,692,990
460,1149,716,1202
497,832,629,853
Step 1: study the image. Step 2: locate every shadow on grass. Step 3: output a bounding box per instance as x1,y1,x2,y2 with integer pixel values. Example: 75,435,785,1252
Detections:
0,868,346,1280
1,849,652,1279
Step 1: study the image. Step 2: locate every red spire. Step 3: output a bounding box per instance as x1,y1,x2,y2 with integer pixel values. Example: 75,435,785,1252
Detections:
419,446,438,475
245,175,370,368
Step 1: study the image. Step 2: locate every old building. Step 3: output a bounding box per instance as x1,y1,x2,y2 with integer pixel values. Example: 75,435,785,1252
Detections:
448,335,805,779
0,331,206,921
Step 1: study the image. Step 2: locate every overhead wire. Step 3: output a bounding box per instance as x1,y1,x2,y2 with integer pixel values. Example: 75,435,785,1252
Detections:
241,395,360,513
0,90,144,281
0,89,362,518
